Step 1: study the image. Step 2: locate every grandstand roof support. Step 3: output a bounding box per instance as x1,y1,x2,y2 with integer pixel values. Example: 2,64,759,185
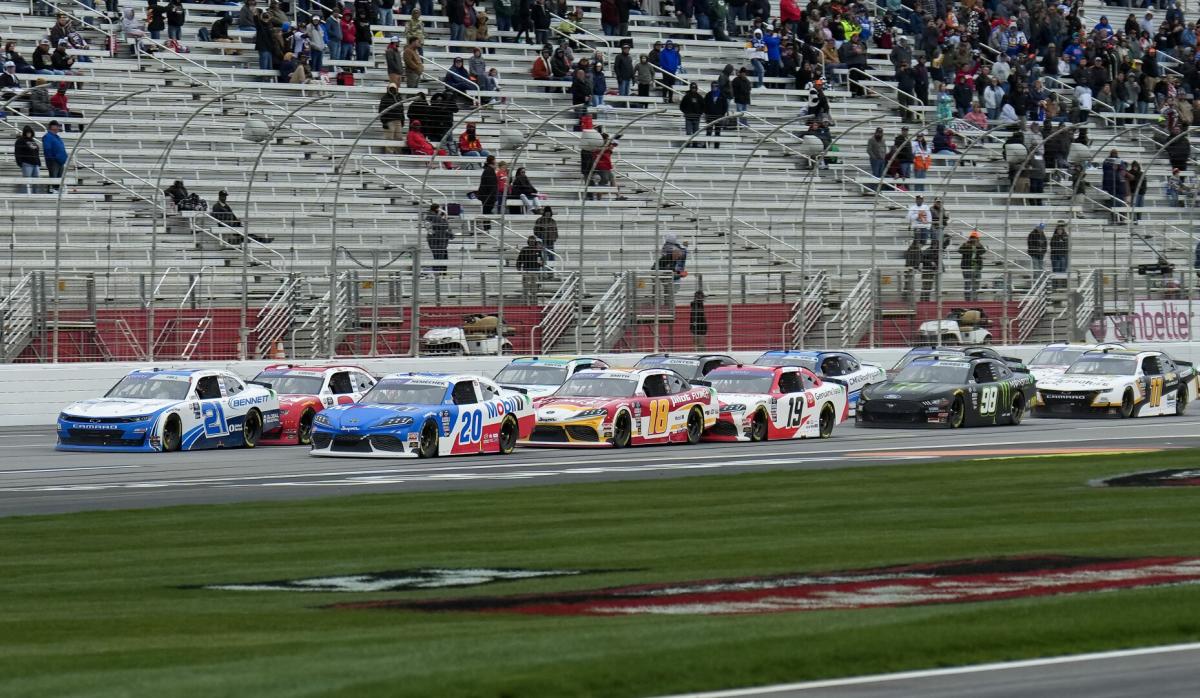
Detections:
725,112,815,351
52,87,153,364
1000,121,1090,344
240,92,333,361
328,95,422,359
574,108,668,353
869,122,937,348
495,103,581,356
651,112,741,353
147,88,245,362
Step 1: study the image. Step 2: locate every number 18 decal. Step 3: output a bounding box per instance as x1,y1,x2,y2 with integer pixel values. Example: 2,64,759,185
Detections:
458,410,483,444
647,399,670,434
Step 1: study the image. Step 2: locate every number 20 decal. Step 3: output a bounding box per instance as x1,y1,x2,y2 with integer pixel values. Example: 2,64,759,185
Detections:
202,403,228,437
458,410,484,444
980,386,998,415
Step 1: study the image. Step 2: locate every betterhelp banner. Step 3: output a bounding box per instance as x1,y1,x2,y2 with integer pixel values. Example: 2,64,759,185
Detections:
1089,300,1199,343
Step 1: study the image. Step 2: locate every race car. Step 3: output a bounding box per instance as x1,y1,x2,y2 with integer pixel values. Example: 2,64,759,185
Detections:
857,353,1036,428
702,364,848,442
753,349,885,415
310,373,534,458
888,345,1028,377
1032,348,1199,419
56,368,280,452
250,364,377,445
493,356,610,400
632,353,738,383
1026,343,1125,383
522,368,719,447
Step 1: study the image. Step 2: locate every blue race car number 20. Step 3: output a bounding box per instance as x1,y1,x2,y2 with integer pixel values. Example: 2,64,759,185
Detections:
202,403,228,437
458,409,483,444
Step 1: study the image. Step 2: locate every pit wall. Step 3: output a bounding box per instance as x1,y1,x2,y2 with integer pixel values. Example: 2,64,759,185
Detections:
6,344,1200,427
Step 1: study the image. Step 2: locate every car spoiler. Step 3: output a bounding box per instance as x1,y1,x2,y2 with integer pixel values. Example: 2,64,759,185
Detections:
499,385,528,395
248,380,273,390
1003,358,1030,372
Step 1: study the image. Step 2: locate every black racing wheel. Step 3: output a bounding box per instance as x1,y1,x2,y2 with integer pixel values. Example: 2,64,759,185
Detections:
611,412,631,448
818,403,836,438
1174,387,1188,416
948,397,965,428
417,421,439,458
297,409,315,445
749,411,768,442
1009,395,1025,425
1119,389,1135,419
498,416,518,454
242,409,263,448
685,408,703,445
161,415,182,452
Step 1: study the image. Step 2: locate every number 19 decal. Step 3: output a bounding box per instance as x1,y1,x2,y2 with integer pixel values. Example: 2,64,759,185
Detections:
785,397,803,427
647,399,670,434
458,410,483,444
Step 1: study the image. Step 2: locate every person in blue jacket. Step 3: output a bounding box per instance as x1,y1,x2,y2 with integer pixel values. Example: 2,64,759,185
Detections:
658,39,681,102
42,120,67,194
762,26,781,78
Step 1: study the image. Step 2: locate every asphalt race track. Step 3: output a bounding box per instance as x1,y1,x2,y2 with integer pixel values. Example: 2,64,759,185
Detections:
661,644,1200,698
3,416,1199,516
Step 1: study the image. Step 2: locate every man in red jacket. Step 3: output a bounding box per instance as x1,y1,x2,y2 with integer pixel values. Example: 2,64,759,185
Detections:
406,119,435,155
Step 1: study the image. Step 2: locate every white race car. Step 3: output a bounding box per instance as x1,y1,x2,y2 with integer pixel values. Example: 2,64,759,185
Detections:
1027,342,1125,383
1033,348,1199,418
493,356,610,400
703,364,848,441
57,368,281,452
753,350,885,416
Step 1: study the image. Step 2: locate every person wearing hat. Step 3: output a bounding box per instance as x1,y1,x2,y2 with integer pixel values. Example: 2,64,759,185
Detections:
378,84,405,153
406,119,434,155
746,28,766,88
958,231,986,301
424,203,452,274
305,16,325,74
679,82,705,142
458,122,489,161
385,35,403,86
0,61,20,97
211,190,242,243
515,235,544,304
31,40,57,75
42,120,66,194
1027,223,1047,270
689,290,708,351
51,40,75,73
658,39,681,102
907,194,932,244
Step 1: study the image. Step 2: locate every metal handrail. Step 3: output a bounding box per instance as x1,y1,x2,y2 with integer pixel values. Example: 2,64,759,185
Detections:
254,274,300,357
547,11,612,49
0,272,35,362
1013,270,1051,343
783,270,826,348
584,272,628,352
190,212,289,272
823,268,872,349
532,271,578,352
37,0,116,53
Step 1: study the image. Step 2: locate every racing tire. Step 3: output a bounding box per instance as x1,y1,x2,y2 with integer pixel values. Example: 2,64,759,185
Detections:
611,412,632,448
498,417,518,454
1009,395,1024,426
749,411,768,442
297,409,315,445
242,409,262,448
1174,387,1188,416
417,421,439,458
685,407,703,445
818,403,836,438
1119,389,1135,419
948,397,966,429
161,415,182,452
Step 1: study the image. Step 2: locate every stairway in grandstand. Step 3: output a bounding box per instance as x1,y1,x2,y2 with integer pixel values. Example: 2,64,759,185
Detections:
0,0,1194,359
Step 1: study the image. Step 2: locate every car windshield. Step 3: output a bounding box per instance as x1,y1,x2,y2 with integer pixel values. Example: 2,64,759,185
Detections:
555,376,638,398
104,374,190,400
892,351,954,372
633,357,701,380
1030,348,1086,367
252,371,324,395
753,354,816,370
893,361,971,384
1066,355,1137,376
361,380,447,405
494,365,567,386
709,372,776,394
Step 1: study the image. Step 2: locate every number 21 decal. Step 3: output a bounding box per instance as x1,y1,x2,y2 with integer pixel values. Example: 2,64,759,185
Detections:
458,410,484,444
202,403,228,436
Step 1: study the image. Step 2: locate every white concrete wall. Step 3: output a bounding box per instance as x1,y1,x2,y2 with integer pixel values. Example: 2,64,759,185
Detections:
8,344,1198,427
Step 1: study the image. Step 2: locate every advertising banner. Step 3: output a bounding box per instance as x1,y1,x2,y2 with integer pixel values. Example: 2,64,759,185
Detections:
1089,300,1199,343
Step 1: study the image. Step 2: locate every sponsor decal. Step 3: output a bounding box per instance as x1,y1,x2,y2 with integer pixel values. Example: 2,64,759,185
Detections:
331,556,1200,616
1090,301,1195,343
198,567,598,593
1098,469,1200,488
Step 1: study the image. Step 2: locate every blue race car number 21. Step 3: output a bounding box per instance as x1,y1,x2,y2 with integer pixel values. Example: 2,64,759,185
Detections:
458,410,483,444
202,403,228,437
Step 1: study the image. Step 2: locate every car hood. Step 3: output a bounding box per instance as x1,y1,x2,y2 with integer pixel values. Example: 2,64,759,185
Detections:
1028,366,1067,382
61,398,179,418
716,392,769,408
1037,375,1126,391
500,384,559,400
319,402,435,429
865,382,962,401
535,397,623,420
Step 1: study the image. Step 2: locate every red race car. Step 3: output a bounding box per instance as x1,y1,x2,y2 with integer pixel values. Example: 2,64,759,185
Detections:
522,368,719,448
702,364,848,442
250,364,377,445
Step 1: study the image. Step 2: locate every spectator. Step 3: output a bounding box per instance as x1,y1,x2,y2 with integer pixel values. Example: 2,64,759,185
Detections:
38,120,65,194
403,37,423,88
840,34,868,97
493,0,512,35
746,28,766,87
379,85,405,153
509,167,538,214
353,7,373,65
446,0,465,45
406,119,435,155
531,0,550,45
689,290,707,351
1128,161,1146,221
305,17,325,73
378,0,395,28
496,160,509,210
679,82,704,142
731,66,751,127
903,238,921,302
1167,130,1191,172
570,68,591,115
384,36,403,86
892,127,914,180
50,84,81,128
907,194,932,244
31,40,60,75
238,0,257,29
533,206,558,262
445,56,477,98
958,231,986,301
911,133,930,192
1101,149,1127,223
591,61,606,108
339,8,355,60
593,134,619,199
658,40,681,102
516,235,543,302
26,79,52,116
211,190,241,241
634,54,655,104
0,61,19,97
867,127,887,179
1049,222,1069,280
254,12,276,72
656,234,688,285
702,80,728,148
457,122,489,161
930,197,947,243
1026,223,1047,270
477,154,499,217
265,0,287,26
425,203,452,273
1167,167,1190,207
531,46,552,83
122,8,148,55
50,41,75,74
919,240,939,302
325,9,342,61
166,0,185,42
614,43,633,97
468,46,488,85
164,180,189,206
147,0,165,41
404,8,424,49
513,0,532,44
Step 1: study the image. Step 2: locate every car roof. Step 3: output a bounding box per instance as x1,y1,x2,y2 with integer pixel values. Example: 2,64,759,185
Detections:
907,353,994,365
574,368,666,380
130,367,205,377
709,364,782,376
637,353,733,362
758,349,825,357
377,372,481,384
260,364,369,374
1080,348,1149,358
508,356,601,366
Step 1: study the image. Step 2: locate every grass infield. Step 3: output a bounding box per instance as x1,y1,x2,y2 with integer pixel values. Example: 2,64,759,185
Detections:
3,450,1200,697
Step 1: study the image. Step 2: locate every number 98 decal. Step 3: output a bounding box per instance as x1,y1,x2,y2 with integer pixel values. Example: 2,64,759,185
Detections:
979,386,998,415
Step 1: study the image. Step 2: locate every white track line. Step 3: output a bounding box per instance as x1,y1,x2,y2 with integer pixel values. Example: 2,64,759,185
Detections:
655,643,1200,697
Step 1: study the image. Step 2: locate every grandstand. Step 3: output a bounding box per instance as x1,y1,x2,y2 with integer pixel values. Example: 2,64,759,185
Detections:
0,0,1196,362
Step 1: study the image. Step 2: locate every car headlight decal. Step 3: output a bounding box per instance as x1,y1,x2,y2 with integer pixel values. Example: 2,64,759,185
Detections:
377,416,414,427
314,414,331,427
